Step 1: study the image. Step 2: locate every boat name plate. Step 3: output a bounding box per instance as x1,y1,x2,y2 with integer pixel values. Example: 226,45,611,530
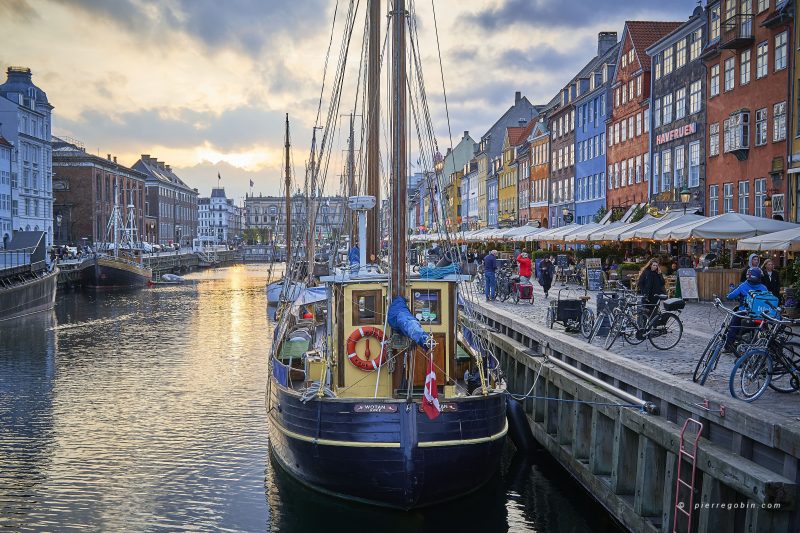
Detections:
354,404,398,413
418,403,458,413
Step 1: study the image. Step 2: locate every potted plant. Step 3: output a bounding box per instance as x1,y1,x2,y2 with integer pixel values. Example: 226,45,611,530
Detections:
782,260,800,318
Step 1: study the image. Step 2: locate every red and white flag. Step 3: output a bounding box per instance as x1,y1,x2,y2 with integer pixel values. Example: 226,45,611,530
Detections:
422,353,441,420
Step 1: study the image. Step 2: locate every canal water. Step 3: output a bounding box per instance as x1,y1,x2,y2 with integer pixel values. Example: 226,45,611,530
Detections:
0,264,622,532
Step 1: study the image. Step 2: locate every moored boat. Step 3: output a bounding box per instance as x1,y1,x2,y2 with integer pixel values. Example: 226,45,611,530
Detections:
82,254,151,289
267,0,507,510
0,231,58,321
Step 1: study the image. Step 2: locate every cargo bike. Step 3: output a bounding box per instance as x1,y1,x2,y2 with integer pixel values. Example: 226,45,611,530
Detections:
545,285,594,337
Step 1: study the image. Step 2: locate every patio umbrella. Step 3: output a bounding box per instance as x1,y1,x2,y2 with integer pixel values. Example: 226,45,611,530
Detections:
563,223,605,242
737,226,800,251
656,212,797,241
625,213,705,240
503,225,544,241
591,215,660,242
528,224,583,242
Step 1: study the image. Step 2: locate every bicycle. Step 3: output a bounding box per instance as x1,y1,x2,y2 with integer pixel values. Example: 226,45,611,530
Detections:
729,312,800,402
604,293,684,351
692,299,755,385
495,267,513,302
588,287,629,344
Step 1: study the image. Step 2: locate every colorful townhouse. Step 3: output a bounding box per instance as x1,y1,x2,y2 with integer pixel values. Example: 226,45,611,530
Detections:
647,7,707,213
574,34,620,225
528,118,551,227
474,91,538,228
703,0,792,219
607,21,680,216
786,0,800,221
513,122,534,225
498,122,531,226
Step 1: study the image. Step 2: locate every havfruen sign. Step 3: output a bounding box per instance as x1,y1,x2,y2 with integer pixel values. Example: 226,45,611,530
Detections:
656,123,697,145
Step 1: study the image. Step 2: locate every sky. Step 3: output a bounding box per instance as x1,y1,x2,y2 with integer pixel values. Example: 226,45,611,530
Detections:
0,0,700,203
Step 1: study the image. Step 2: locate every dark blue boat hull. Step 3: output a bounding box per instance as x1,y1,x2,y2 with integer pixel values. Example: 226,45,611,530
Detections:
267,383,507,509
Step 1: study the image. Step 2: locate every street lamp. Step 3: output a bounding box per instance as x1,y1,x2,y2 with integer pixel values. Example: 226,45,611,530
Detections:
56,213,62,244
679,186,691,213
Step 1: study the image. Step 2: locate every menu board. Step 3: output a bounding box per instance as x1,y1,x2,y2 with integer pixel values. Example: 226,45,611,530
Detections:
585,258,604,291
557,254,569,269
678,268,698,300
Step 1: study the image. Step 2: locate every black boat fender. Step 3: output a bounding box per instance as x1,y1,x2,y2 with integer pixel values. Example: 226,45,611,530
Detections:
506,395,536,454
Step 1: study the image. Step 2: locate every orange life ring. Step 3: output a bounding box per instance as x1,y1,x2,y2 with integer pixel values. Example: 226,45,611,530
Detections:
346,326,386,371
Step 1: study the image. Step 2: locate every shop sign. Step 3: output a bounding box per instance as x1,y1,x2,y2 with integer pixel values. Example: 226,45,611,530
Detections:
656,123,697,145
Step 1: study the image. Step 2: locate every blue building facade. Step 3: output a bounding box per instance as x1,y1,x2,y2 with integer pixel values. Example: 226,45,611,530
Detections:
574,42,619,225
460,168,470,230
486,156,499,227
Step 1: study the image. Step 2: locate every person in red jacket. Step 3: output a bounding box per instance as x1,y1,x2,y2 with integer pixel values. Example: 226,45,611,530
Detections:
516,252,533,284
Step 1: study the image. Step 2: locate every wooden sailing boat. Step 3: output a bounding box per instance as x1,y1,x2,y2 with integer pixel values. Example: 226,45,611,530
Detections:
82,184,151,289
267,0,507,509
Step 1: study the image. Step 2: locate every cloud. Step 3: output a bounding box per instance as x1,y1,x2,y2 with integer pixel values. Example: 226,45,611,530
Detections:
51,0,330,58
462,0,699,31
0,0,39,22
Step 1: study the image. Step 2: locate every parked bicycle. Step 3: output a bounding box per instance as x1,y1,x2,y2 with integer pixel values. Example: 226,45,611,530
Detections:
604,292,684,351
692,298,763,385
728,311,800,401
495,266,514,302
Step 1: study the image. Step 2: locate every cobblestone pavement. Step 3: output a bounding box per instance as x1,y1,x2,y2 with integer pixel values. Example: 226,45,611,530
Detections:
463,280,800,419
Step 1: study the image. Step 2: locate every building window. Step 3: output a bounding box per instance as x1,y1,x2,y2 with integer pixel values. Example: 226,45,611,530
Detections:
674,145,685,190
653,153,661,194
636,112,642,136
664,46,674,75
654,98,662,127
689,80,701,114
675,88,686,120
710,64,720,97
661,149,672,192
757,0,768,13
655,54,662,80
676,38,687,69
773,101,786,141
621,162,627,188
644,108,650,133
724,57,735,92
740,49,751,85
636,75,642,96
775,31,787,71
628,158,634,185
621,119,627,142
690,29,702,61
635,155,642,183
710,5,721,41
755,108,768,145
725,0,736,21
688,141,700,188
723,183,734,213
723,111,749,152
663,93,673,124
756,41,768,78
755,177,767,217
738,181,750,214
709,185,719,216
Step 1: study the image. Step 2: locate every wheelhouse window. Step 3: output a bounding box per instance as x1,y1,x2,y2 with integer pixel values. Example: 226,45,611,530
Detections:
352,289,384,325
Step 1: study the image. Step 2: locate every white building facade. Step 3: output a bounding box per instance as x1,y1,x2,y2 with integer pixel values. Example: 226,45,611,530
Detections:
198,187,241,244
0,67,54,246
0,135,12,246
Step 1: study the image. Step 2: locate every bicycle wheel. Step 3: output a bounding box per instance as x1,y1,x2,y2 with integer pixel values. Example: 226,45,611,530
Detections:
499,280,511,302
648,312,683,350
546,307,555,329
730,349,773,402
768,341,800,393
580,308,594,339
604,313,624,351
512,286,520,304
476,275,484,292
693,332,723,384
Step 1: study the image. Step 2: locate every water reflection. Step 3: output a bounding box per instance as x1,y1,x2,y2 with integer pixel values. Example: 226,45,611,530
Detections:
0,264,621,532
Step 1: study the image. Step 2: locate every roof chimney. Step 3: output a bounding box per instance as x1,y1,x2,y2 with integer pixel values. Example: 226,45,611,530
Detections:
166,165,171,172
107,153,111,161
463,130,469,139
598,31,618,56
113,156,117,164
514,91,521,104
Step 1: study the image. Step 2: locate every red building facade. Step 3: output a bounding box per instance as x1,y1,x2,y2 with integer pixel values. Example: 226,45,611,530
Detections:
607,21,680,214
703,0,792,220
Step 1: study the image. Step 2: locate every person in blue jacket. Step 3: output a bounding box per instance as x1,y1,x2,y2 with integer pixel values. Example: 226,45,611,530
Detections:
724,267,769,353
483,249,498,301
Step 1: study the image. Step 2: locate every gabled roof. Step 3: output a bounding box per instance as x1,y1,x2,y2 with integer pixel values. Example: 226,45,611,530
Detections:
506,125,529,147
624,21,683,72
0,134,12,148
478,95,539,158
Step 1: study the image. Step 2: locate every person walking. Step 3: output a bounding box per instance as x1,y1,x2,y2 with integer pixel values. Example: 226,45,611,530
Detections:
539,255,554,298
516,252,532,284
762,259,781,299
637,259,666,315
483,249,498,301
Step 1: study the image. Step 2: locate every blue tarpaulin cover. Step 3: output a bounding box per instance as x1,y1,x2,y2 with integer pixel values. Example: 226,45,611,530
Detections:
388,296,430,347
348,246,360,265
419,263,459,279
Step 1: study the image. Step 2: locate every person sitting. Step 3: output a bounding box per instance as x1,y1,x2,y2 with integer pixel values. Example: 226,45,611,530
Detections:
516,252,532,284
724,267,769,353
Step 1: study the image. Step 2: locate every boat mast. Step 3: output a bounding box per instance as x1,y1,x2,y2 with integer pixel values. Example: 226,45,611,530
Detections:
366,0,380,261
284,113,292,267
306,127,318,284
390,0,407,297
347,113,356,248
113,183,119,258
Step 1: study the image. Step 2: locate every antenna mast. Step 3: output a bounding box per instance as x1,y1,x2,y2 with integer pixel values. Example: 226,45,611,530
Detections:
366,0,381,261
284,113,292,267
390,0,407,297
